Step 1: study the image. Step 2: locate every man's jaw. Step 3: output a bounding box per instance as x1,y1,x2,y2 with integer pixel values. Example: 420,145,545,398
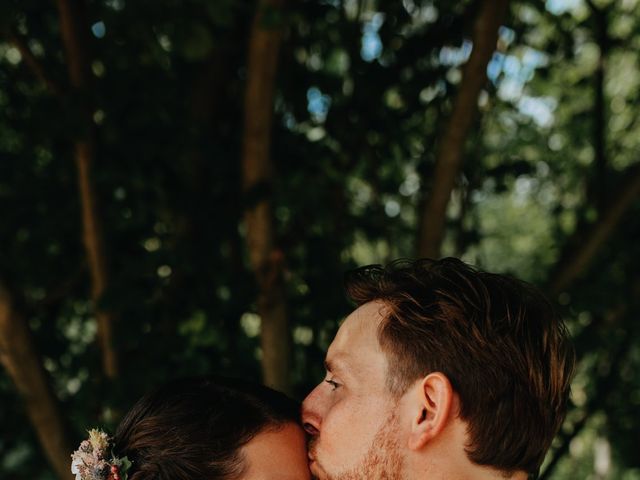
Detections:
305,409,404,480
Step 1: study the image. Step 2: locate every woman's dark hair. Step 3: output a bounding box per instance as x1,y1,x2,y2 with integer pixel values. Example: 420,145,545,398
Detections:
112,377,300,480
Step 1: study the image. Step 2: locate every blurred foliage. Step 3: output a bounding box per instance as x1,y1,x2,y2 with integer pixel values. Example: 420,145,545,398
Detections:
1,0,639,478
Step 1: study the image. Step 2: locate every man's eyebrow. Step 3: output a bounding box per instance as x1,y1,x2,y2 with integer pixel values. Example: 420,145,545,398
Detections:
324,354,349,374
324,359,334,372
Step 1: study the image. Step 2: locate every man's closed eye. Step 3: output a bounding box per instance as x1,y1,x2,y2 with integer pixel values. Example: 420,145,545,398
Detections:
325,378,341,391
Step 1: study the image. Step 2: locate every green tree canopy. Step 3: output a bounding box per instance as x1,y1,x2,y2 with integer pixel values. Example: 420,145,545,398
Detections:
1,0,639,478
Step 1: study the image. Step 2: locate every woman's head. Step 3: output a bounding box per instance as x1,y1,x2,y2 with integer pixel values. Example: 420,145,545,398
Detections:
112,377,309,480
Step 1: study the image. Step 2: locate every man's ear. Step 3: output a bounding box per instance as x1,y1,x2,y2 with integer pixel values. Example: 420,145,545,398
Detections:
407,372,454,451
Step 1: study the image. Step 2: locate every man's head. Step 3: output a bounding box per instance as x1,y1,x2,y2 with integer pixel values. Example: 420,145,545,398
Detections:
302,258,575,480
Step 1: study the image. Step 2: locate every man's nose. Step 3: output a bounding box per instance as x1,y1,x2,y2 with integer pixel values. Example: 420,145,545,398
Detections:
302,388,322,436
303,419,319,436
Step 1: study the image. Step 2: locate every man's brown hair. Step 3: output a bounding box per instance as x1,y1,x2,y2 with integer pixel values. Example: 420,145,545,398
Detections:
345,258,575,475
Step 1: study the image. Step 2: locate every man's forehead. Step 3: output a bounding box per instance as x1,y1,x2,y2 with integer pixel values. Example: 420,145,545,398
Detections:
324,351,350,373
333,301,387,345
325,301,388,373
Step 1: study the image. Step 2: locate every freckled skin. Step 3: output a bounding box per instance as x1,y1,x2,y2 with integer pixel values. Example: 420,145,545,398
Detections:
241,423,311,480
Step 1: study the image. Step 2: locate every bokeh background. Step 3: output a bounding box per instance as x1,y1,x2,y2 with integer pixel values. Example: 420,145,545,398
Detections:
1,0,639,478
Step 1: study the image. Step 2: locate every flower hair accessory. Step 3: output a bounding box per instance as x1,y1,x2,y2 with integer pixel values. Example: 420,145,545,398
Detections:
71,429,132,480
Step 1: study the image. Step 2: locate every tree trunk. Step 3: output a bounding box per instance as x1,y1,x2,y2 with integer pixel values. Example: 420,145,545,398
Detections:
0,281,73,480
56,0,118,379
241,0,290,393
549,165,640,295
417,0,509,258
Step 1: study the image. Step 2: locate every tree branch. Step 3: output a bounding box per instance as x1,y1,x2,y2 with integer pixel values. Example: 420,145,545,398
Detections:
241,0,291,393
55,0,118,379
56,0,91,87
6,30,64,96
549,164,640,295
417,0,510,258
0,280,73,480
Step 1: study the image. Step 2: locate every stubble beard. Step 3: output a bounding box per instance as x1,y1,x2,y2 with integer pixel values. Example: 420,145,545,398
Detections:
309,411,404,480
